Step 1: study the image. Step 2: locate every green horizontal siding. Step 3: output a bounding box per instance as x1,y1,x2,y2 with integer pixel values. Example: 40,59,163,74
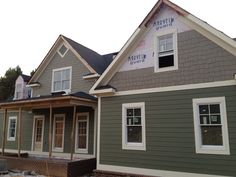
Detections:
0,111,33,151
100,85,236,176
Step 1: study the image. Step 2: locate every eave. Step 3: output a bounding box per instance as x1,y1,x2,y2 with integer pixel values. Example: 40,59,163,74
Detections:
0,96,97,110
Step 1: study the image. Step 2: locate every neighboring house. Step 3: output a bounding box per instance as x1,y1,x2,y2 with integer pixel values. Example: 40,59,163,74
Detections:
0,35,115,161
90,0,236,177
14,74,32,100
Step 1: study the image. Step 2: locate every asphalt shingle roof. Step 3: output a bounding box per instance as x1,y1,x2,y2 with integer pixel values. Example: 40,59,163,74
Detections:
63,35,115,74
21,74,31,82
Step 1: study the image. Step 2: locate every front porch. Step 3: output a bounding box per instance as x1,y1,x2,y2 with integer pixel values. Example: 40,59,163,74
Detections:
0,92,97,176
0,153,96,177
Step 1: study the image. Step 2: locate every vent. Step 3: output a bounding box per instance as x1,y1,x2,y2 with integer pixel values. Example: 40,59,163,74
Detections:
58,44,68,57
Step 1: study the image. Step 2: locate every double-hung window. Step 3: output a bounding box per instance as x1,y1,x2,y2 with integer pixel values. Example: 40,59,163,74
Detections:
154,29,178,72
7,116,17,141
52,67,72,93
192,97,230,155
122,102,146,150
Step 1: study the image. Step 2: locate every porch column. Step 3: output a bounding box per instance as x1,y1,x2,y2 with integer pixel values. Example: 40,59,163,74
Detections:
17,107,22,157
49,105,53,158
70,105,77,160
93,106,98,156
1,109,7,155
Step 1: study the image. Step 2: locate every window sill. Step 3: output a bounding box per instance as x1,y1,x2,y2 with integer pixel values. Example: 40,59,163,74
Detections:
196,145,230,155
75,149,88,154
52,148,63,153
7,138,16,141
154,65,178,73
122,143,146,151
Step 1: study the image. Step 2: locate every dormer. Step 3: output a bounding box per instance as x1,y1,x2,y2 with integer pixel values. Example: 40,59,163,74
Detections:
14,74,32,100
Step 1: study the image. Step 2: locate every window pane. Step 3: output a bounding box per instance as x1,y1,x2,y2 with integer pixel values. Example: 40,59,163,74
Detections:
199,105,209,114
78,136,86,148
159,55,174,68
210,115,221,124
134,117,141,125
158,34,173,52
134,108,141,116
62,80,70,90
54,81,61,91
54,71,61,81
210,104,220,114
127,117,133,125
127,109,133,116
200,115,210,124
201,126,223,145
62,69,70,80
127,126,142,143
77,120,87,149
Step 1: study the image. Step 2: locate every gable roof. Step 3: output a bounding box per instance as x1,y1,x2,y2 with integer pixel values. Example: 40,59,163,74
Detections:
29,35,114,84
62,35,111,74
20,74,31,82
89,0,236,95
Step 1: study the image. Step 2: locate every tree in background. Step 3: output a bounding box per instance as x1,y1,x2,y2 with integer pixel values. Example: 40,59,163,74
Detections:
0,66,22,100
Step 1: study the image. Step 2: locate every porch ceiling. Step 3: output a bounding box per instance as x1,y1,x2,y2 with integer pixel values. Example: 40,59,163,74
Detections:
0,94,97,110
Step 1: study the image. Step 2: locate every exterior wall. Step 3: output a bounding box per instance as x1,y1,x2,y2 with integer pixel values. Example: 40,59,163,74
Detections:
99,85,236,176
109,30,236,91
34,106,94,154
0,111,34,151
0,106,94,155
33,49,95,97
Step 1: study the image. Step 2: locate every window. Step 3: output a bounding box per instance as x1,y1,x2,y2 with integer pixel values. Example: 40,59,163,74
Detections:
75,113,89,153
122,102,146,150
154,29,178,73
15,83,22,99
7,116,17,141
58,44,68,57
52,67,72,93
192,97,230,155
53,114,65,152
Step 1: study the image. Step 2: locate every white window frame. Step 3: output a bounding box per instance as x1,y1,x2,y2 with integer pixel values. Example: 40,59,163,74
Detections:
154,28,178,73
52,114,65,152
51,66,72,94
122,102,146,151
75,113,89,154
57,43,69,57
7,116,17,141
192,97,230,155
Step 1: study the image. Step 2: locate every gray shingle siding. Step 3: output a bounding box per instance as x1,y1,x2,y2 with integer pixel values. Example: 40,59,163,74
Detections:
33,49,96,97
108,30,236,91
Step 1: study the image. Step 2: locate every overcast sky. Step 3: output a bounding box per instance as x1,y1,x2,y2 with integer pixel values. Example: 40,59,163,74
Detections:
0,0,236,77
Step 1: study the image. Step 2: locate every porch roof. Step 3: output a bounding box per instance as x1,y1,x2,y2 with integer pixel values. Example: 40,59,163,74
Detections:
0,92,97,110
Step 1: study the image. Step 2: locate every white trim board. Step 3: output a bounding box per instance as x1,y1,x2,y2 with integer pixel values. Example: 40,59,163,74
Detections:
97,164,228,177
107,80,236,97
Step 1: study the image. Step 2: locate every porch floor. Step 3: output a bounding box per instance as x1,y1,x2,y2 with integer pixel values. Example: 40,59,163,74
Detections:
0,154,96,177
